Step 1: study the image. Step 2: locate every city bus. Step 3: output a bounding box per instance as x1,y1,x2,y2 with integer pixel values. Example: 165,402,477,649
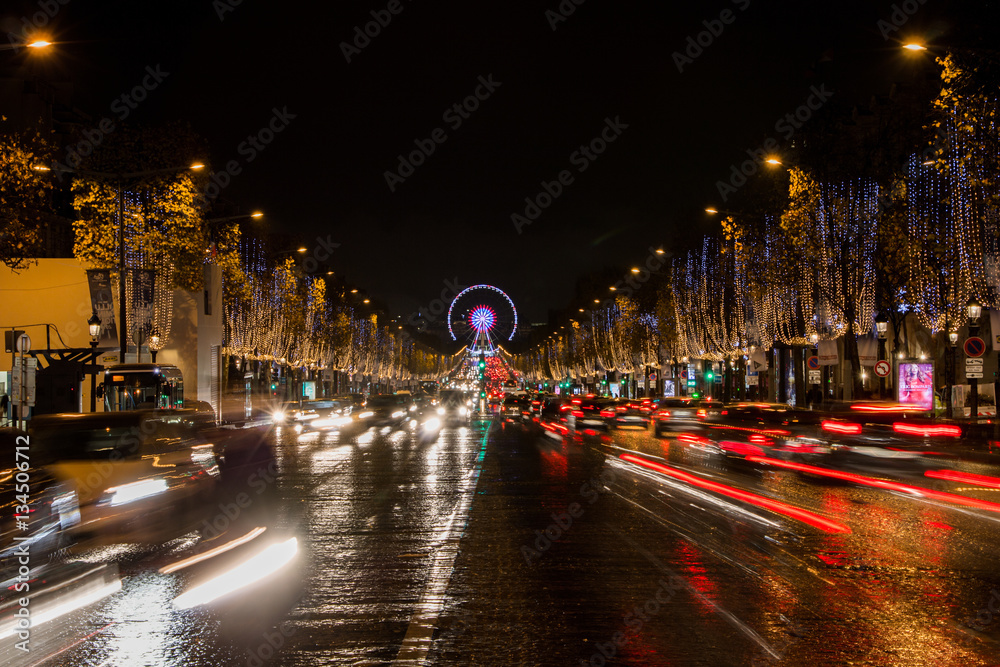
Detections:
101,364,185,411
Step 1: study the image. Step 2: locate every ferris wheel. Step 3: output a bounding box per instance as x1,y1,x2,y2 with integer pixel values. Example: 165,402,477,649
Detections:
448,284,518,352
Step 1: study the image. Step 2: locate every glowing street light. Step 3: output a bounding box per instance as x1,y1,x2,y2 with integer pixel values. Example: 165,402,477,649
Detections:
903,43,927,51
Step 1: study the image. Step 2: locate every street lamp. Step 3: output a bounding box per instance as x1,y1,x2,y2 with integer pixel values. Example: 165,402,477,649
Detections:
88,312,101,412
948,330,959,418
35,162,205,362
149,335,160,363
875,313,888,399
967,298,982,418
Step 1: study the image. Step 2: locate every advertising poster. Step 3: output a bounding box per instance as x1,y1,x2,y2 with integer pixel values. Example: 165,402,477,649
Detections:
898,362,934,410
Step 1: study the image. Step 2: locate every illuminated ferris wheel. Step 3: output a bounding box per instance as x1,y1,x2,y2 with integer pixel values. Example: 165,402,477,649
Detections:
448,284,518,352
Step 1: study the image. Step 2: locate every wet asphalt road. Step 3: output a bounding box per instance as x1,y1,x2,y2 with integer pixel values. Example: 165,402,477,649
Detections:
6,415,1000,666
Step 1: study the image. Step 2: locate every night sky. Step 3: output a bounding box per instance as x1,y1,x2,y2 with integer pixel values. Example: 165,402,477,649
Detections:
4,0,998,322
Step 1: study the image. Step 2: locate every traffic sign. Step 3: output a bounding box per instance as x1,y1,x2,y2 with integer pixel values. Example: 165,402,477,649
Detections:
808,369,821,385
965,336,987,357
874,360,891,378
807,356,820,370
966,357,984,379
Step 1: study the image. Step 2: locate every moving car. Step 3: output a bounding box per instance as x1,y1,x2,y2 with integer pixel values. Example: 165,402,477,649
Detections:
609,398,655,428
569,396,616,432
28,411,221,545
354,393,415,429
437,390,472,425
501,395,532,424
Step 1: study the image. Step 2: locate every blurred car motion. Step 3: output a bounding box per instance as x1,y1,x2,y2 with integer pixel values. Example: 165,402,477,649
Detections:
354,393,415,429
28,411,221,545
0,427,79,581
609,397,655,428
437,390,472,425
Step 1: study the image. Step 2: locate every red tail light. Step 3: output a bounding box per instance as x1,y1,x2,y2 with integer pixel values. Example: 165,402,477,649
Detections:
822,420,862,435
600,409,615,418
572,410,584,417
892,423,961,438
616,406,627,412
748,433,773,447
697,409,707,419
657,410,670,418
678,433,710,446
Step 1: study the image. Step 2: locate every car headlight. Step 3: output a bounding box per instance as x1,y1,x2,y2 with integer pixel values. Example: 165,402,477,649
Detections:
105,478,168,506
272,411,286,423
392,410,406,419
358,411,374,419
459,406,468,416
409,405,417,412
437,407,445,415
422,417,441,431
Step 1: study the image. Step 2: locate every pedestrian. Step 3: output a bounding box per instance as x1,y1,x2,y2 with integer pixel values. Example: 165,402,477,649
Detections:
0,393,8,425
806,386,822,410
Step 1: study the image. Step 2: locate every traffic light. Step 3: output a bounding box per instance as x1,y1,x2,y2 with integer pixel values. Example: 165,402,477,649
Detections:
704,370,714,381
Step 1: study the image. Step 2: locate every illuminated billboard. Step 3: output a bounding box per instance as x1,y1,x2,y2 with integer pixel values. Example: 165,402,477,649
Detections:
897,362,934,410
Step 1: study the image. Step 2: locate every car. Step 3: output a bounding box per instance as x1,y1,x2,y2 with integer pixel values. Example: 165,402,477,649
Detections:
652,397,704,436
354,393,415,429
501,395,532,423
437,390,472,425
703,402,827,462
814,402,968,472
28,411,221,546
569,396,616,432
608,397,655,428
295,398,357,433
0,427,79,580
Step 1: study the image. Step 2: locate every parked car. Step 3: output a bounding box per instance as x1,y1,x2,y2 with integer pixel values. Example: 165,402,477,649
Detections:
28,411,221,545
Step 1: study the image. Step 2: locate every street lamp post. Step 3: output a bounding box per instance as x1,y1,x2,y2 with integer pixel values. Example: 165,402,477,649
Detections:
88,311,101,412
35,163,205,362
149,335,160,363
948,330,959,418
875,314,888,399
967,298,982,419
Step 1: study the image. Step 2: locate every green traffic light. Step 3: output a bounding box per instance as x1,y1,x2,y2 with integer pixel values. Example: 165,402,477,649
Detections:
705,371,714,380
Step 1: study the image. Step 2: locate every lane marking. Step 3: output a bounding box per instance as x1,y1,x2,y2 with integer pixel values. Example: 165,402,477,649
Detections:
393,424,490,665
